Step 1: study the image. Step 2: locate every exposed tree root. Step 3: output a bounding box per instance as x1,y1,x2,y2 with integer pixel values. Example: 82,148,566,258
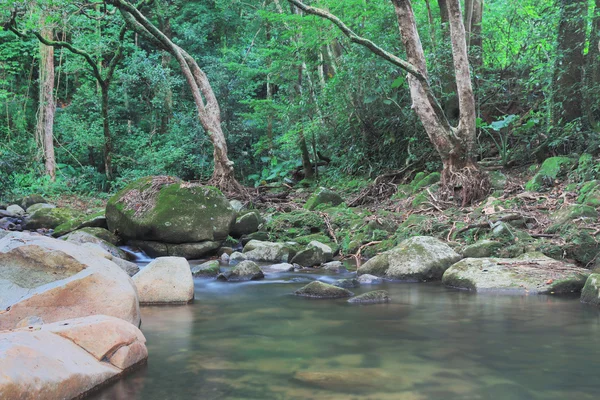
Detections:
438,163,491,207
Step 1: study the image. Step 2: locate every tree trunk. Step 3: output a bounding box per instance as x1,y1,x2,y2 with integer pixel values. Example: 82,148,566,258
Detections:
554,0,587,124
437,0,459,121
36,22,56,181
110,0,242,193
585,0,600,127
100,83,113,181
299,129,313,179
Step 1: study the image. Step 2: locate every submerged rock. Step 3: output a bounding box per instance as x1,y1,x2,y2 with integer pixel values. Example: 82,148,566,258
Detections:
358,236,462,281
348,290,390,304
442,253,590,294
217,260,264,282
293,368,391,392
0,315,147,400
294,281,354,299
581,274,600,306
0,232,140,330
106,176,236,244
191,260,221,277
243,240,295,263
133,257,194,304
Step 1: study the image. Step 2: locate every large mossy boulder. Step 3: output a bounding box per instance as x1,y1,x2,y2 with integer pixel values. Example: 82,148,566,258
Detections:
304,187,343,210
548,204,597,229
581,274,600,306
294,281,354,298
191,260,221,277
230,211,260,238
357,236,462,281
442,253,590,294
52,211,107,238
291,240,333,267
106,176,236,244
24,207,83,231
525,156,575,191
578,180,600,206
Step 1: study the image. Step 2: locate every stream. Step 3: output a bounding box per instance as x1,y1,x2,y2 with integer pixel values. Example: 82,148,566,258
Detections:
90,259,600,400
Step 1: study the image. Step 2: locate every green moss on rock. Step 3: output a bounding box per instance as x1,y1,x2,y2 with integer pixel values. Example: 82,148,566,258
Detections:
294,281,354,298
525,156,575,191
304,187,343,210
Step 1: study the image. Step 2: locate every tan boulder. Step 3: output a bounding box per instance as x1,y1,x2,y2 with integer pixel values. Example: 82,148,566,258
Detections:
133,257,194,304
0,315,147,400
0,232,140,330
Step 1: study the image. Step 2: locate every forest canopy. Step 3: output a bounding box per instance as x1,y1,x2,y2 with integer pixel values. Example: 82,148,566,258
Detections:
1,0,599,200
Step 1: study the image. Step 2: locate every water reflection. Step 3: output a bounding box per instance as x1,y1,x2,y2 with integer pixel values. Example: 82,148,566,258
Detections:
91,271,600,400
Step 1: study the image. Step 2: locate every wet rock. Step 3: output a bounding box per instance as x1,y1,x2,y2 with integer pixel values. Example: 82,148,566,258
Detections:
220,252,230,262
294,281,354,299
0,315,147,400
291,241,333,267
321,261,346,273
348,290,390,304
358,236,462,281
243,240,295,263
191,260,221,277
462,240,503,258
442,253,590,294
581,273,600,306
106,176,236,244
333,278,360,289
230,211,261,238
304,187,343,210
357,274,384,285
0,232,140,329
229,251,247,264
217,260,264,282
133,257,194,304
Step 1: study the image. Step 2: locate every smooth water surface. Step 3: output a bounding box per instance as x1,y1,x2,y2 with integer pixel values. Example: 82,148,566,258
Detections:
91,267,600,400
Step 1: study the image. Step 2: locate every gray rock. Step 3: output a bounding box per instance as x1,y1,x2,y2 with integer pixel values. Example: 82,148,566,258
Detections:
294,281,353,298
229,199,244,213
263,263,294,272
191,260,221,277
291,241,333,267
18,194,47,210
229,251,247,264
321,261,346,273
348,290,390,304
358,236,462,281
243,240,294,263
217,260,264,281
443,253,590,294
220,252,230,262
6,205,25,216
133,257,194,304
231,212,260,238
128,239,220,259
304,187,343,210
357,274,383,285
62,230,127,260
333,278,360,289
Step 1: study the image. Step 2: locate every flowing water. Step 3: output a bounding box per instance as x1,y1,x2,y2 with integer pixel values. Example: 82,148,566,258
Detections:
91,265,600,400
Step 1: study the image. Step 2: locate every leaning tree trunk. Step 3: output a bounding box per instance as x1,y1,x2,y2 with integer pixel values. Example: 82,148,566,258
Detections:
36,21,56,181
392,0,487,205
554,0,587,125
109,0,242,193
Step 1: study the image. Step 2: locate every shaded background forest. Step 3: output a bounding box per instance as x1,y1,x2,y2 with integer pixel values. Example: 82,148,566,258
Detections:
1,0,599,199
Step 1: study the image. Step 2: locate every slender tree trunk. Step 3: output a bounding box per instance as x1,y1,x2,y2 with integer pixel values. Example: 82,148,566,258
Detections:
36,22,56,181
585,0,600,127
100,83,113,181
437,0,459,121
554,0,587,124
299,129,314,179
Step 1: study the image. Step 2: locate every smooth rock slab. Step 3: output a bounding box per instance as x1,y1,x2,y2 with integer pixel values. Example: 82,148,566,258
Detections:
0,233,140,330
442,253,590,294
217,261,264,282
0,315,147,400
294,281,353,299
358,236,462,281
348,290,390,304
133,257,194,304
